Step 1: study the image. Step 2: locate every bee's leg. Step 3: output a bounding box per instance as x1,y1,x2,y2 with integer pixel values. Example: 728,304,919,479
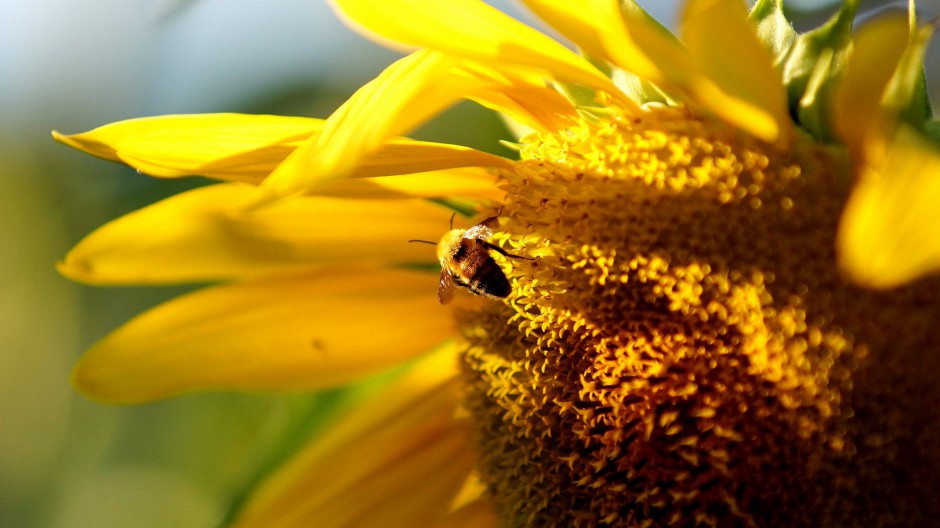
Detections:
483,240,534,260
478,206,505,228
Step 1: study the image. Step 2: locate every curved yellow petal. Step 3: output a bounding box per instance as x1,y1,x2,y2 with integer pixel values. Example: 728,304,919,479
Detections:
230,346,477,528
431,500,498,528
317,167,504,201
449,471,487,512
832,12,910,162
58,183,457,285
72,268,453,404
459,63,581,131
329,0,621,97
838,126,940,289
517,0,615,61
53,114,321,182
520,0,693,90
55,113,509,184
255,50,476,203
681,0,790,144
469,83,576,132
350,139,511,177
204,137,512,184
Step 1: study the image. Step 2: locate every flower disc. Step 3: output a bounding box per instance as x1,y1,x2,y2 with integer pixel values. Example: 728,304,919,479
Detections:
459,107,940,527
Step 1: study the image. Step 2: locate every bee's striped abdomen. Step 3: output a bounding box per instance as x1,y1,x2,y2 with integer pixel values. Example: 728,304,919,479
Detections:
469,257,511,298
452,239,511,298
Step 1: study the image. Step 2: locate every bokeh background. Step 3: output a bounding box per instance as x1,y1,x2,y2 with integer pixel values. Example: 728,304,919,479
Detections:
2,1,937,526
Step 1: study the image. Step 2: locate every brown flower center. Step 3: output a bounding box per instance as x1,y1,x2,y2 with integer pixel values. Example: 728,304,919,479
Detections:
457,107,940,527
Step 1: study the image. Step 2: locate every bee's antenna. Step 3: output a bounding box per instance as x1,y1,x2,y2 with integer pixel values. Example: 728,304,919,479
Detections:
408,239,437,245
449,212,457,230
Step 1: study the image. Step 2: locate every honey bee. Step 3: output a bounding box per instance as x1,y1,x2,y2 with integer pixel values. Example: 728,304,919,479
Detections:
410,209,531,304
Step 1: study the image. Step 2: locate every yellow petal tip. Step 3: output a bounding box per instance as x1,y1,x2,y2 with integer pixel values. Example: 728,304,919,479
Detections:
69,355,126,406
51,129,81,149
56,257,103,285
52,128,117,160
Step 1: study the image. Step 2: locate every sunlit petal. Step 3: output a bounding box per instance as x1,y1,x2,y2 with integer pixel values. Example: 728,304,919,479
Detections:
517,0,617,62
230,346,477,528
681,0,790,144
255,50,479,203
59,183,457,285
838,125,940,289
346,139,512,177
328,0,621,97
459,63,581,131
52,114,321,182
316,167,504,201
55,113,511,184
209,138,512,184
72,268,452,404
521,0,692,90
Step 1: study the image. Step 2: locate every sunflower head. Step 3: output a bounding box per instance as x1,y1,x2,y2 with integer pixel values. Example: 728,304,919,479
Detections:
459,104,940,526
53,0,940,527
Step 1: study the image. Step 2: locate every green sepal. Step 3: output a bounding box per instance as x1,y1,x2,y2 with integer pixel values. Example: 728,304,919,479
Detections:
430,196,483,218
555,51,668,116
751,0,859,140
612,0,683,106
794,47,836,141
884,21,935,129
555,82,604,109
749,0,797,61
924,121,940,143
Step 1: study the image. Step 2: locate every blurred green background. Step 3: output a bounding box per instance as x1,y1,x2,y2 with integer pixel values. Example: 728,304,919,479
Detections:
2,1,937,527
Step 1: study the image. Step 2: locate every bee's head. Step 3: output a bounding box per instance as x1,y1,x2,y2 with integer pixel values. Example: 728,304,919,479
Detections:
408,211,468,264
435,229,465,263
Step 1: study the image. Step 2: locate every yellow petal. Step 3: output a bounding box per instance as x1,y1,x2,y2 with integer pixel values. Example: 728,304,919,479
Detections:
517,0,615,61
214,138,512,184
55,114,509,184
449,471,487,512
255,50,477,203
53,114,321,182
520,0,693,90
431,500,498,528
317,167,504,201
59,183,458,285
351,139,511,177
832,12,910,162
838,125,940,289
329,0,621,97
204,137,511,184
681,0,790,144
72,267,453,404
254,47,587,203
459,63,581,131
230,345,477,528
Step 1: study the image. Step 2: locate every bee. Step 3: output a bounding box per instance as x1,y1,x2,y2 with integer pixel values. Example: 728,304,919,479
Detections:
410,209,532,304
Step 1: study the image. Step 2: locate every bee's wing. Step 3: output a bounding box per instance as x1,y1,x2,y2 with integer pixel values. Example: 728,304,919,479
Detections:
462,223,492,240
438,270,457,305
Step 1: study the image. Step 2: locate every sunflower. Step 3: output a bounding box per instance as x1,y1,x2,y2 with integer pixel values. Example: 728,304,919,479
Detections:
55,0,940,526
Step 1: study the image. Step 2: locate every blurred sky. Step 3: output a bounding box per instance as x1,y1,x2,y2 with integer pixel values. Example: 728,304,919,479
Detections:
1,1,937,527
